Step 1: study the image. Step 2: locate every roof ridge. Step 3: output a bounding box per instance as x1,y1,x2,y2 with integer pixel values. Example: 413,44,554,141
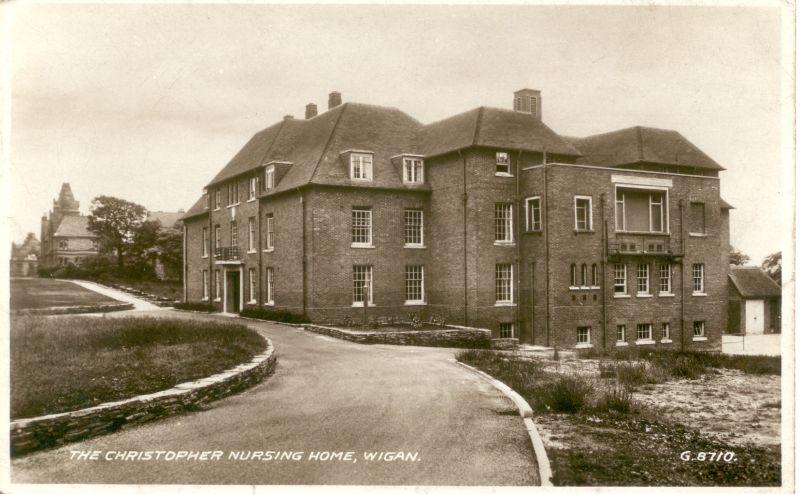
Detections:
472,106,485,146
309,103,349,183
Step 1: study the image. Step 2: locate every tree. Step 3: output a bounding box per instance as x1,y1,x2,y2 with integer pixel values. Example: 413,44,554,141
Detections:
761,251,782,284
729,248,751,266
155,227,184,281
87,196,147,269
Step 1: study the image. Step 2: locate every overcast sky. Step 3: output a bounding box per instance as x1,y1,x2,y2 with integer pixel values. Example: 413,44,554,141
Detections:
7,3,788,263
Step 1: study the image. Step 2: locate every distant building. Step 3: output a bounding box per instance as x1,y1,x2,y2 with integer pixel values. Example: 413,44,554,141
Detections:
10,233,40,277
181,88,731,351
728,266,781,334
40,183,99,268
146,210,184,280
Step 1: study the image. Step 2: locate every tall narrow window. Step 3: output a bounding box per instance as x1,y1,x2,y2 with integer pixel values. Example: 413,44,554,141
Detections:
350,153,373,181
614,264,627,295
692,263,705,293
265,267,274,305
591,264,599,287
659,264,672,294
574,196,592,231
650,193,664,232
529,96,538,117
496,152,511,175
214,270,221,300
248,177,257,200
615,190,626,231
247,217,256,252
693,320,705,337
637,323,653,341
495,203,513,243
525,196,542,231
351,208,373,246
616,324,626,343
230,220,238,247
353,265,373,306
202,227,209,257
570,264,578,288
265,213,274,250
661,322,671,341
581,264,588,287
265,166,275,191
404,209,423,246
405,265,424,303
214,190,221,210
248,268,257,303
637,264,650,294
403,158,424,184
495,264,513,304
202,270,209,300
214,225,221,251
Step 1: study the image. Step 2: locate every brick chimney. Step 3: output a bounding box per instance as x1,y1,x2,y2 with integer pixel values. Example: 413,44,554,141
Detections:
513,88,542,120
305,103,318,119
283,114,294,121
328,91,342,110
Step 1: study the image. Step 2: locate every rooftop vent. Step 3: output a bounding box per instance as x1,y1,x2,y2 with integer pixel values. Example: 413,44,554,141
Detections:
305,103,318,119
513,88,542,120
328,91,342,110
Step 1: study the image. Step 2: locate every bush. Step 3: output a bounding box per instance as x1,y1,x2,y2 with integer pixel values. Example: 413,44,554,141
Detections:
240,307,310,324
593,386,636,414
600,361,670,389
534,375,592,414
173,302,217,312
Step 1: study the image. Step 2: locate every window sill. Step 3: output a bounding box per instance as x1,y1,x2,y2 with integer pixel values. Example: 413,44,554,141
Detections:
349,178,373,182
615,230,670,236
352,303,377,308
615,341,629,347
404,301,426,306
573,229,595,234
636,293,653,298
214,208,221,211
263,248,274,253
404,244,426,249
201,297,209,302
658,293,675,297
689,232,708,237
351,244,375,249
494,302,516,307
613,294,631,298
247,250,257,254
202,255,208,259
247,300,257,305
226,203,241,209
247,198,256,203
213,298,221,302
660,339,673,344
636,339,655,346
494,241,516,247
693,336,708,342
402,181,425,186
264,301,275,306
692,292,708,297
575,343,593,349
524,230,543,235
494,172,514,178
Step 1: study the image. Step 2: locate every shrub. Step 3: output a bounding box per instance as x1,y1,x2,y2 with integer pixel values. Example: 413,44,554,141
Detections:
240,307,310,324
593,386,636,414
534,375,592,413
173,302,217,312
670,355,707,379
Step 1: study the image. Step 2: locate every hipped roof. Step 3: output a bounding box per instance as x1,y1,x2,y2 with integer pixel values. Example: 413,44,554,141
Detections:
729,267,781,299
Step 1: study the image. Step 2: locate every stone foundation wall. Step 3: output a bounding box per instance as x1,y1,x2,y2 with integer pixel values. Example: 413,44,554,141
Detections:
11,340,276,456
304,324,491,349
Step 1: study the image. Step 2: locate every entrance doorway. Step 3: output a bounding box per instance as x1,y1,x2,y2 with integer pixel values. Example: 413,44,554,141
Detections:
226,270,241,313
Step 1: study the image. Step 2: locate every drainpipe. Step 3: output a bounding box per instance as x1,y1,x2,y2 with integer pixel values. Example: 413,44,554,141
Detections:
182,224,187,302
299,187,308,318
458,149,469,326
257,192,263,306
679,199,686,352
544,159,551,347
600,195,607,352
515,150,523,340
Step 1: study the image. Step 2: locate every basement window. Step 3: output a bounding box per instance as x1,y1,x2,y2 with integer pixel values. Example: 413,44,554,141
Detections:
499,323,514,338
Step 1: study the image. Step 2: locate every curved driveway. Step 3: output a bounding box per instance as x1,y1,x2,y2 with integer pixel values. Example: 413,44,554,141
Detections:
12,310,537,486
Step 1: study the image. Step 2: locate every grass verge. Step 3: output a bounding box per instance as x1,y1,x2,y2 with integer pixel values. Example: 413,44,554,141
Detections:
240,307,310,324
455,349,780,486
11,315,266,419
11,278,117,310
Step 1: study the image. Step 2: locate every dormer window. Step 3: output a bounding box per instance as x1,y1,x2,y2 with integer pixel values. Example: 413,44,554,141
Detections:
248,177,257,200
265,166,275,191
350,153,373,181
403,157,424,184
496,152,512,176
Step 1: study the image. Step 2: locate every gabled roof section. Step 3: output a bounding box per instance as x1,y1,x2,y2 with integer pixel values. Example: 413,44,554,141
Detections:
567,126,724,171
181,196,208,221
417,107,581,158
207,121,285,186
54,216,96,238
729,267,781,299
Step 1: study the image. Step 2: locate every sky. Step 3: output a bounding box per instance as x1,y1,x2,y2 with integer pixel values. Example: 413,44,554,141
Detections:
5,3,789,264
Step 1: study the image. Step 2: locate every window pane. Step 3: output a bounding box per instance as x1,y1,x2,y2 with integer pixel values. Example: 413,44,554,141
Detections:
353,265,372,304
495,264,513,302
405,265,424,302
495,203,513,242
404,209,423,245
352,209,372,244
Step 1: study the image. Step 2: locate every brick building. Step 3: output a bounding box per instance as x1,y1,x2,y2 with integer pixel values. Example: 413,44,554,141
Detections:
40,183,99,268
182,89,731,351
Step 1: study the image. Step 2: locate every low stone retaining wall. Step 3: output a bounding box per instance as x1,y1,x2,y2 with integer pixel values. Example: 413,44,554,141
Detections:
491,338,519,350
304,324,491,349
12,302,134,316
10,338,277,456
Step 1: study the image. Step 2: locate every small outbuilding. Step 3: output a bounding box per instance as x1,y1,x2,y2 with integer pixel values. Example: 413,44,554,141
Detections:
728,267,781,335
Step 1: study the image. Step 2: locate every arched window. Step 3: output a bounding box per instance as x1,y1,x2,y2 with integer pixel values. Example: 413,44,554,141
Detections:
591,264,598,287
570,264,577,287
581,264,588,287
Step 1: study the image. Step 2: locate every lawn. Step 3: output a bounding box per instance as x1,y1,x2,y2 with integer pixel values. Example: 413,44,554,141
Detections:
456,349,780,486
11,278,118,310
11,316,266,419
112,279,183,301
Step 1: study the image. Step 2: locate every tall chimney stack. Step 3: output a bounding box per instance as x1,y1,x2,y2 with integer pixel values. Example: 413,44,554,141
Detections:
305,103,318,119
328,91,342,110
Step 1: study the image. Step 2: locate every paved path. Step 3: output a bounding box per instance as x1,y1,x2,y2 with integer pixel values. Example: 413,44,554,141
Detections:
67,280,164,311
12,310,537,486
